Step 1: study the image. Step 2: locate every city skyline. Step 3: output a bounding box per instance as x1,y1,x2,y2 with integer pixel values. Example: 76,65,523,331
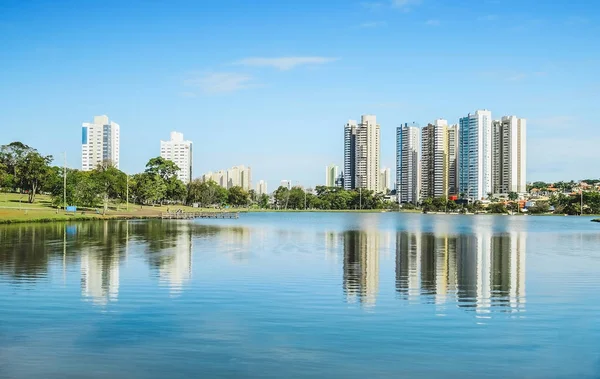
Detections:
2,1,597,186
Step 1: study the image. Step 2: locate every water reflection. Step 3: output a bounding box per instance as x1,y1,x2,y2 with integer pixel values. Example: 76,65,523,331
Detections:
396,229,526,314
0,219,527,313
343,231,379,306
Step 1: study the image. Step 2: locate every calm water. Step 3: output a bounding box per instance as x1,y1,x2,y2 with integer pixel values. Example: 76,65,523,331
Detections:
1,213,599,379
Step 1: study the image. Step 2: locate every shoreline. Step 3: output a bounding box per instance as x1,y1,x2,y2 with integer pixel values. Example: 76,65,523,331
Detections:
2,210,600,225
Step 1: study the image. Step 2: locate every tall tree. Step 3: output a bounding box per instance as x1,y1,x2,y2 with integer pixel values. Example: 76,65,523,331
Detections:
90,163,127,211
145,157,180,181
18,151,53,203
228,186,249,207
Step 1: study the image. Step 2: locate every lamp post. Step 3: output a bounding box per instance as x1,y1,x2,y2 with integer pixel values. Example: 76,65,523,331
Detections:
126,173,129,211
63,152,67,210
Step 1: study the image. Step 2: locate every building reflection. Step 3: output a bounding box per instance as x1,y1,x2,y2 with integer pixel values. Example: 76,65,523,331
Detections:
395,228,526,314
158,224,193,294
80,222,122,305
343,230,379,307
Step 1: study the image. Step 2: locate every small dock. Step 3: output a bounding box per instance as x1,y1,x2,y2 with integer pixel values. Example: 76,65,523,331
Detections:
161,211,239,220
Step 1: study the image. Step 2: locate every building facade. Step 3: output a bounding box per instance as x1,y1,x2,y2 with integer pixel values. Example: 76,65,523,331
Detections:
343,115,381,192
325,164,339,187
227,165,252,191
458,110,492,201
81,115,120,171
421,119,449,199
380,168,391,194
160,131,193,184
280,180,292,190
396,123,421,204
492,116,527,194
256,180,268,196
343,120,358,190
447,124,459,196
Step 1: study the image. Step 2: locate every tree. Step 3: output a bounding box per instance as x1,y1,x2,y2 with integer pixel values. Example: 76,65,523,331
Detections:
527,201,551,214
186,179,227,207
0,142,36,192
90,163,127,211
18,151,53,203
228,186,249,207
508,192,519,201
487,202,507,214
130,173,166,205
258,193,270,208
273,186,290,209
165,177,187,203
145,157,180,180
248,189,257,203
287,187,306,209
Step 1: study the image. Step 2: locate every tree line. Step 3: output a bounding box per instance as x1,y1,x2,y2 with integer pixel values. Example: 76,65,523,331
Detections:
0,141,396,211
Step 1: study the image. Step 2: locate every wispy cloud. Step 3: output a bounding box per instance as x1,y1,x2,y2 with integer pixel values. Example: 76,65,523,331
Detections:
234,56,337,71
425,19,440,26
359,21,387,28
184,72,253,94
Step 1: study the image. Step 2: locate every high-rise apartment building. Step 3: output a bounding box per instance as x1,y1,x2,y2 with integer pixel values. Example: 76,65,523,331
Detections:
343,115,381,192
81,115,120,171
458,110,492,201
226,165,252,191
421,119,449,199
280,180,292,190
447,124,459,196
492,116,527,194
160,131,193,184
420,119,459,199
256,180,268,195
379,168,391,194
344,120,357,190
396,123,420,204
202,170,227,187
325,164,339,187
202,166,251,190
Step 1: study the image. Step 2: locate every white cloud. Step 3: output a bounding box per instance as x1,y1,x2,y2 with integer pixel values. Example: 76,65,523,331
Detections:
425,19,440,26
359,21,387,28
235,56,337,71
184,72,253,94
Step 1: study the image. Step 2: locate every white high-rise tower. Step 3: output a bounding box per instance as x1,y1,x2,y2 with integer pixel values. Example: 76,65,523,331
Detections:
160,131,193,184
343,115,381,192
458,110,492,201
81,115,120,171
396,123,421,204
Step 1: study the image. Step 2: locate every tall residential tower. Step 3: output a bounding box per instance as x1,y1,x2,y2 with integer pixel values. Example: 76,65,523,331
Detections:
81,115,120,171
343,115,381,192
458,110,492,201
396,123,420,204
160,131,193,184
492,116,527,194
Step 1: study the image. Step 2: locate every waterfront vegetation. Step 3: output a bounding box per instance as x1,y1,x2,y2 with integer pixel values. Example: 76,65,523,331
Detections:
0,141,397,223
2,141,600,223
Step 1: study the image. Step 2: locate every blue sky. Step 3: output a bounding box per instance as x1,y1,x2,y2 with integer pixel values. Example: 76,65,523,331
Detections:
1,0,599,187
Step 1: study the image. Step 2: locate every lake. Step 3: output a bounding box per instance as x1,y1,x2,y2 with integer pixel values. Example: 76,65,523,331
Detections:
1,213,599,378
